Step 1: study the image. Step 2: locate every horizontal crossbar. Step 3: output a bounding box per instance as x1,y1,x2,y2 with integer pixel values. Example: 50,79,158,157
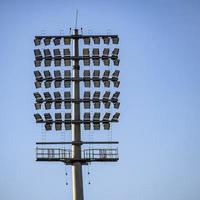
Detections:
35,77,118,82
36,119,119,124
36,141,119,145
35,98,118,103
35,34,118,39
36,158,119,164
35,56,118,61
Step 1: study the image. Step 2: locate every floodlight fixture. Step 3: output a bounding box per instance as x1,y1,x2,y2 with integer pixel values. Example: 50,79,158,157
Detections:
112,91,120,101
53,37,61,46
64,48,71,57
93,112,100,130
102,36,110,44
114,102,120,109
55,113,62,130
92,36,100,44
64,91,71,109
103,91,110,100
103,122,110,130
64,70,71,88
44,49,52,59
103,112,110,120
83,91,91,109
40,92,51,110
103,59,110,66
34,38,41,46
44,37,51,45
54,92,62,109
84,112,91,130
34,60,42,67
112,70,120,79
45,102,52,110
33,29,121,200
65,122,71,130
93,70,100,87
44,113,53,122
93,91,101,108
63,49,71,66
102,92,111,109
113,59,120,66
65,113,72,121
83,49,90,66
34,113,43,123
34,70,43,80
83,37,90,45
44,70,52,80
112,48,119,57
44,59,52,67
54,70,62,88
92,48,99,56
103,48,109,56
102,70,110,87
44,71,52,88
64,37,71,45
83,70,91,87
103,70,110,78
112,112,120,122
83,48,90,57
34,49,42,61
34,92,43,102
111,36,119,44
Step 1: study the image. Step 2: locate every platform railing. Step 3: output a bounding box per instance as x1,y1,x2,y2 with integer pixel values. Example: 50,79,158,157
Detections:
36,148,72,159
83,148,118,159
36,147,118,162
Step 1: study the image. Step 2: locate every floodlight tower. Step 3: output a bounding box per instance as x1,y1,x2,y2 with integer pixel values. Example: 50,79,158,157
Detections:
33,28,120,200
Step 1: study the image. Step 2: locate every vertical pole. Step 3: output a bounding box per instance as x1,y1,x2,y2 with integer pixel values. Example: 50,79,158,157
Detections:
72,29,84,200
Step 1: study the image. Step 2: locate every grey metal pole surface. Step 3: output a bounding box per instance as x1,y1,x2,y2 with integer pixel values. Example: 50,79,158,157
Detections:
72,29,84,200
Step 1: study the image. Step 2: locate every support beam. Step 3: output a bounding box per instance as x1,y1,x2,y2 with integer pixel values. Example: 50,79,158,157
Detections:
72,29,84,200
36,141,119,145
35,34,118,39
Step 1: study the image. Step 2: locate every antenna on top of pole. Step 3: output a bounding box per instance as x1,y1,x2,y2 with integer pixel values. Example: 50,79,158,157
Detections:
75,10,78,29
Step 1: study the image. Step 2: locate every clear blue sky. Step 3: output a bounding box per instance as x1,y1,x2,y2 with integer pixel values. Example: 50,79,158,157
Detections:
0,0,200,200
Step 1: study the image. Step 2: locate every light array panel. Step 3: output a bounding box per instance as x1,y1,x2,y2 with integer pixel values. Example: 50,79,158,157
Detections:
34,35,119,46
34,70,120,88
34,32,120,133
34,91,120,110
34,47,120,67
34,112,120,131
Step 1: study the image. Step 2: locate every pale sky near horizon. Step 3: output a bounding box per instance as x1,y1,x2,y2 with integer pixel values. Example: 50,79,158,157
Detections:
0,0,200,200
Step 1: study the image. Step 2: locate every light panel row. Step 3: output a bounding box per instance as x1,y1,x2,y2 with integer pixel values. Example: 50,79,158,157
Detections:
34,48,119,67
34,91,120,102
34,35,119,46
34,112,120,124
35,79,120,89
35,58,120,67
34,112,120,131
34,70,120,88
35,101,120,110
35,48,119,58
34,91,120,110
34,70,119,80
34,112,120,122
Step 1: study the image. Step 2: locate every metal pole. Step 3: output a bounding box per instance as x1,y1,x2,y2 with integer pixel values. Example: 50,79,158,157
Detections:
72,29,84,200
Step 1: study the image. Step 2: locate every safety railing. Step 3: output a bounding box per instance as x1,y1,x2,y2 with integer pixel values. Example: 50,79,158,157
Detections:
36,147,118,163
83,148,118,160
36,148,72,159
